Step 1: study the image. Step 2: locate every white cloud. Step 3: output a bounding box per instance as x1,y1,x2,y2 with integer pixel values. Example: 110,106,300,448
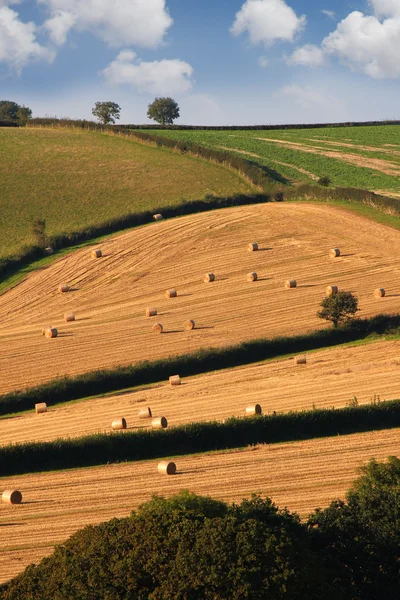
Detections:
321,9,335,19
370,0,400,18
39,0,173,47
258,55,269,67
287,44,325,67
280,84,346,114
0,6,54,71
322,10,400,78
102,50,194,95
230,0,306,46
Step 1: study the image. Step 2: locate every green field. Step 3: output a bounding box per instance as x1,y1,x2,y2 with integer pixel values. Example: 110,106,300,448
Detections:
149,125,400,194
0,128,254,258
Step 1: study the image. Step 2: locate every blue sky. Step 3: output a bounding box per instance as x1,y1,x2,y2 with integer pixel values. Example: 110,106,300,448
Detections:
1,0,399,125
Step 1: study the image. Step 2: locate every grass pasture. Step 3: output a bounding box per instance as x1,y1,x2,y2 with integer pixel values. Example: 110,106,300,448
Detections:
1,339,400,446
1,427,399,583
0,128,254,259
152,125,400,194
1,203,400,395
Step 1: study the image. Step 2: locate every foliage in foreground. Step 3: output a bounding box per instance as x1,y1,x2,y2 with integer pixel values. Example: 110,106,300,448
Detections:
2,457,400,600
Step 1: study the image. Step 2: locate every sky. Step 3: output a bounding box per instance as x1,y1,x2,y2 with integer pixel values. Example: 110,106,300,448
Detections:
0,0,399,125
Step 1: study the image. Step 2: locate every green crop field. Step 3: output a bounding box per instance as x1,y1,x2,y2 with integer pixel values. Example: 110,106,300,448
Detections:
149,125,400,195
0,128,254,259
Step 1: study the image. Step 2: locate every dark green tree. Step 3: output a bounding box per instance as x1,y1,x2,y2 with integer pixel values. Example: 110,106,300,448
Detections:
318,291,359,328
147,97,180,125
16,105,32,125
0,101,32,124
91,101,121,125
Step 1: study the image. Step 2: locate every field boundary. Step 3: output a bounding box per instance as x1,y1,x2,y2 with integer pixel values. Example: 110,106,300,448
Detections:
1,314,399,417
1,400,400,477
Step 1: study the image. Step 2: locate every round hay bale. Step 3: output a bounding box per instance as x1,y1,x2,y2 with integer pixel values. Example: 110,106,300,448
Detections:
165,289,177,298
153,213,163,221
247,272,258,282
91,249,102,258
152,323,163,334
329,248,341,258
2,490,22,505
169,375,181,386
326,285,338,296
245,404,262,416
295,356,307,365
44,247,54,256
146,307,157,317
158,461,176,475
45,327,58,339
285,280,297,289
184,319,195,331
152,416,168,429
138,407,152,419
248,243,258,252
58,284,69,293
203,273,215,283
35,402,47,414
41,326,52,335
64,312,75,322
374,288,386,298
111,418,127,430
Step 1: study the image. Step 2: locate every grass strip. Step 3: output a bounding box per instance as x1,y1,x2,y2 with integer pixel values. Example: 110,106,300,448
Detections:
1,400,400,477
1,314,399,417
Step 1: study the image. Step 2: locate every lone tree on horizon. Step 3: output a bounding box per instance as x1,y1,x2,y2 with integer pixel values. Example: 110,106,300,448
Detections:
92,101,121,125
0,100,32,125
147,97,180,126
318,291,359,328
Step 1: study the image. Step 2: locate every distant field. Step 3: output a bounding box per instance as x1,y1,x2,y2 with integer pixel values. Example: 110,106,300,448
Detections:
1,339,399,445
0,128,254,258
0,427,399,583
152,125,400,195
1,203,400,395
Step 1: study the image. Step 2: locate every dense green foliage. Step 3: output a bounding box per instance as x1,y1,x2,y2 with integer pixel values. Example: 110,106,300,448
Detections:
2,458,400,599
0,101,32,125
318,291,359,327
92,101,121,125
1,314,399,417
2,399,400,476
147,97,180,125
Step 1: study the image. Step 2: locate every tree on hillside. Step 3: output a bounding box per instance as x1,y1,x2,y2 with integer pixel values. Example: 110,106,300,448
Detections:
147,97,180,125
0,101,32,125
31,219,47,248
317,291,359,328
91,101,121,125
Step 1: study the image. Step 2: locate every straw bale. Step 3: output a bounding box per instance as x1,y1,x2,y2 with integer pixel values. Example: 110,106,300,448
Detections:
329,248,341,258
58,284,69,293
153,213,163,221
184,319,195,331
285,280,297,289
374,288,386,298
166,289,177,298
2,490,22,505
146,307,157,317
91,249,102,258
245,404,262,416
169,375,181,386
203,273,215,283
44,247,54,256
111,418,127,430
35,402,47,414
152,416,168,429
64,312,75,322
158,461,176,475
138,407,152,419
247,272,258,282
326,285,338,296
152,323,163,334
295,356,307,365
248,243,258,252
45,327,58,339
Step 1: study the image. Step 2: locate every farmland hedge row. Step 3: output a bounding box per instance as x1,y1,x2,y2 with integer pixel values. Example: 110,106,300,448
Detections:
1,314,399,417
1,400,400,476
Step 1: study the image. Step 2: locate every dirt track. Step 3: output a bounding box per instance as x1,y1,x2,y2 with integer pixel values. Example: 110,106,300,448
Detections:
0,427,399,583
1,203,400,394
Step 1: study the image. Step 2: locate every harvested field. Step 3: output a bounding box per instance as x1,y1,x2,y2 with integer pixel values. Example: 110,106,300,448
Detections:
1,203,400,394
0,427,399,583
1,339,400,445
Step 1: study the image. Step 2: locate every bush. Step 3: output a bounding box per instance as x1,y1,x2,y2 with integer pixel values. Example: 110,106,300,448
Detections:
318,175,331,187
